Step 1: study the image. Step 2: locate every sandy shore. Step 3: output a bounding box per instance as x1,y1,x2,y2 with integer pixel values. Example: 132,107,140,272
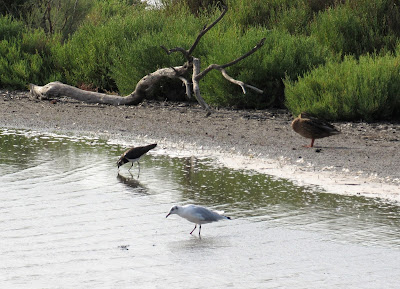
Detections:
1,90,399,201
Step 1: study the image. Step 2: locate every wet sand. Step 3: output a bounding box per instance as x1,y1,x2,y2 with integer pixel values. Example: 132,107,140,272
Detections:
1,90,399,200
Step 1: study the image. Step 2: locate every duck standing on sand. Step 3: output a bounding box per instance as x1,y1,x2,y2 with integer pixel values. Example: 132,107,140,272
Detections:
291,112,340,148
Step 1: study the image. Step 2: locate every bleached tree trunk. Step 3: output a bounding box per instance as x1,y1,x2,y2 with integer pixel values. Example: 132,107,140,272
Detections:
30,5,264,115
30,65,190,105
192,58,212,115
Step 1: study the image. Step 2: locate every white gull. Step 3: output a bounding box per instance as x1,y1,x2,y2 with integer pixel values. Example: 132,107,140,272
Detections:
166,204,231,236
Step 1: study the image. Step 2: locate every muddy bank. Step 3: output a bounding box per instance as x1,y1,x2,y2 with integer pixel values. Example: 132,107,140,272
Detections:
1,90,399,199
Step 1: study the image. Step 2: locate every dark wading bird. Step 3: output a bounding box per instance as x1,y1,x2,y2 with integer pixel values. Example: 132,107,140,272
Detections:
166,204,231,236
291,112,340,148
117,143,157,176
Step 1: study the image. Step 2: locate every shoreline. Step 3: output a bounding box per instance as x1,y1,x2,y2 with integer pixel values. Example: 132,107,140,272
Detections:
1,90,400,201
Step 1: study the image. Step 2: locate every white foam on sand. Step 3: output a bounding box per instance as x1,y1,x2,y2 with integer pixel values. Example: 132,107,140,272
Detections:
219,154,400,202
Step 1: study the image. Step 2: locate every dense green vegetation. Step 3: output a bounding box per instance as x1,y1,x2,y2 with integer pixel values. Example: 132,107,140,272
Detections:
1,0,400,120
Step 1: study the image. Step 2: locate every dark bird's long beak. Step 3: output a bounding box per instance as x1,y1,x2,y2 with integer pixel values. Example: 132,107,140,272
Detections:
166,213,170,218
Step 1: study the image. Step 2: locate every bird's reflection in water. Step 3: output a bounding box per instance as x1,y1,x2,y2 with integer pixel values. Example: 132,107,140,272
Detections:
117,173,148,195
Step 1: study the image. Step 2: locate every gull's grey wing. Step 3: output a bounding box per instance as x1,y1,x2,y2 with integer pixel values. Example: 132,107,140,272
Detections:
192,206,224,222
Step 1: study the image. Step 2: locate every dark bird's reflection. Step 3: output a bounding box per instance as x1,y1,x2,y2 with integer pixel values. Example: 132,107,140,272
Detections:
117,173,148,194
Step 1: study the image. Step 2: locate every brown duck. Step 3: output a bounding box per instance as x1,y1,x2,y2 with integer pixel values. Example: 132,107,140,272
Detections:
291,112,340,147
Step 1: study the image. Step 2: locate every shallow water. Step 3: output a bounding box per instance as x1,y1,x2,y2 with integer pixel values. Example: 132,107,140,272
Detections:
1,128,400,288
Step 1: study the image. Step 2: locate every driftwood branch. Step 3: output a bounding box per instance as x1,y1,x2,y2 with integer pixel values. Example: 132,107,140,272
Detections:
196,37,266,80
192,37,265,96
160,45,191,61
30,81,134,105
30,65,190,105
159,6,263,115
220,69,263,94
30,4,264,115
177,76,192,99
192,58,212,116
160,5,228,61
188,5,228,55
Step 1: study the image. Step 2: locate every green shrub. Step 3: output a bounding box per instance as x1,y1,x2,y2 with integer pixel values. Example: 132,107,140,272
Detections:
200,28,329,108
161,0,223,15
54,6,176,92
225,0,302,29
0,39,41,88
110,7,201,96
274,2,312,34
85,0,146,25
23,0,94,40
0,15,24,40
0,0,28,18
162,0,315,34
310,5,371,56
3,0,400,119
285,54,400,121
0,27,61,88
222,0,338,33
310,0,400,57
53,22,119,91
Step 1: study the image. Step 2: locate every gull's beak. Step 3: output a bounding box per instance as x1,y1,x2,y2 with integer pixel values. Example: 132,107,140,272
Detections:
166,213,170,218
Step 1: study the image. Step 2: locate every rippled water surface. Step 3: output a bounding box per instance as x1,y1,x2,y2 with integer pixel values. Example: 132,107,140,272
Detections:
1,128,400,288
